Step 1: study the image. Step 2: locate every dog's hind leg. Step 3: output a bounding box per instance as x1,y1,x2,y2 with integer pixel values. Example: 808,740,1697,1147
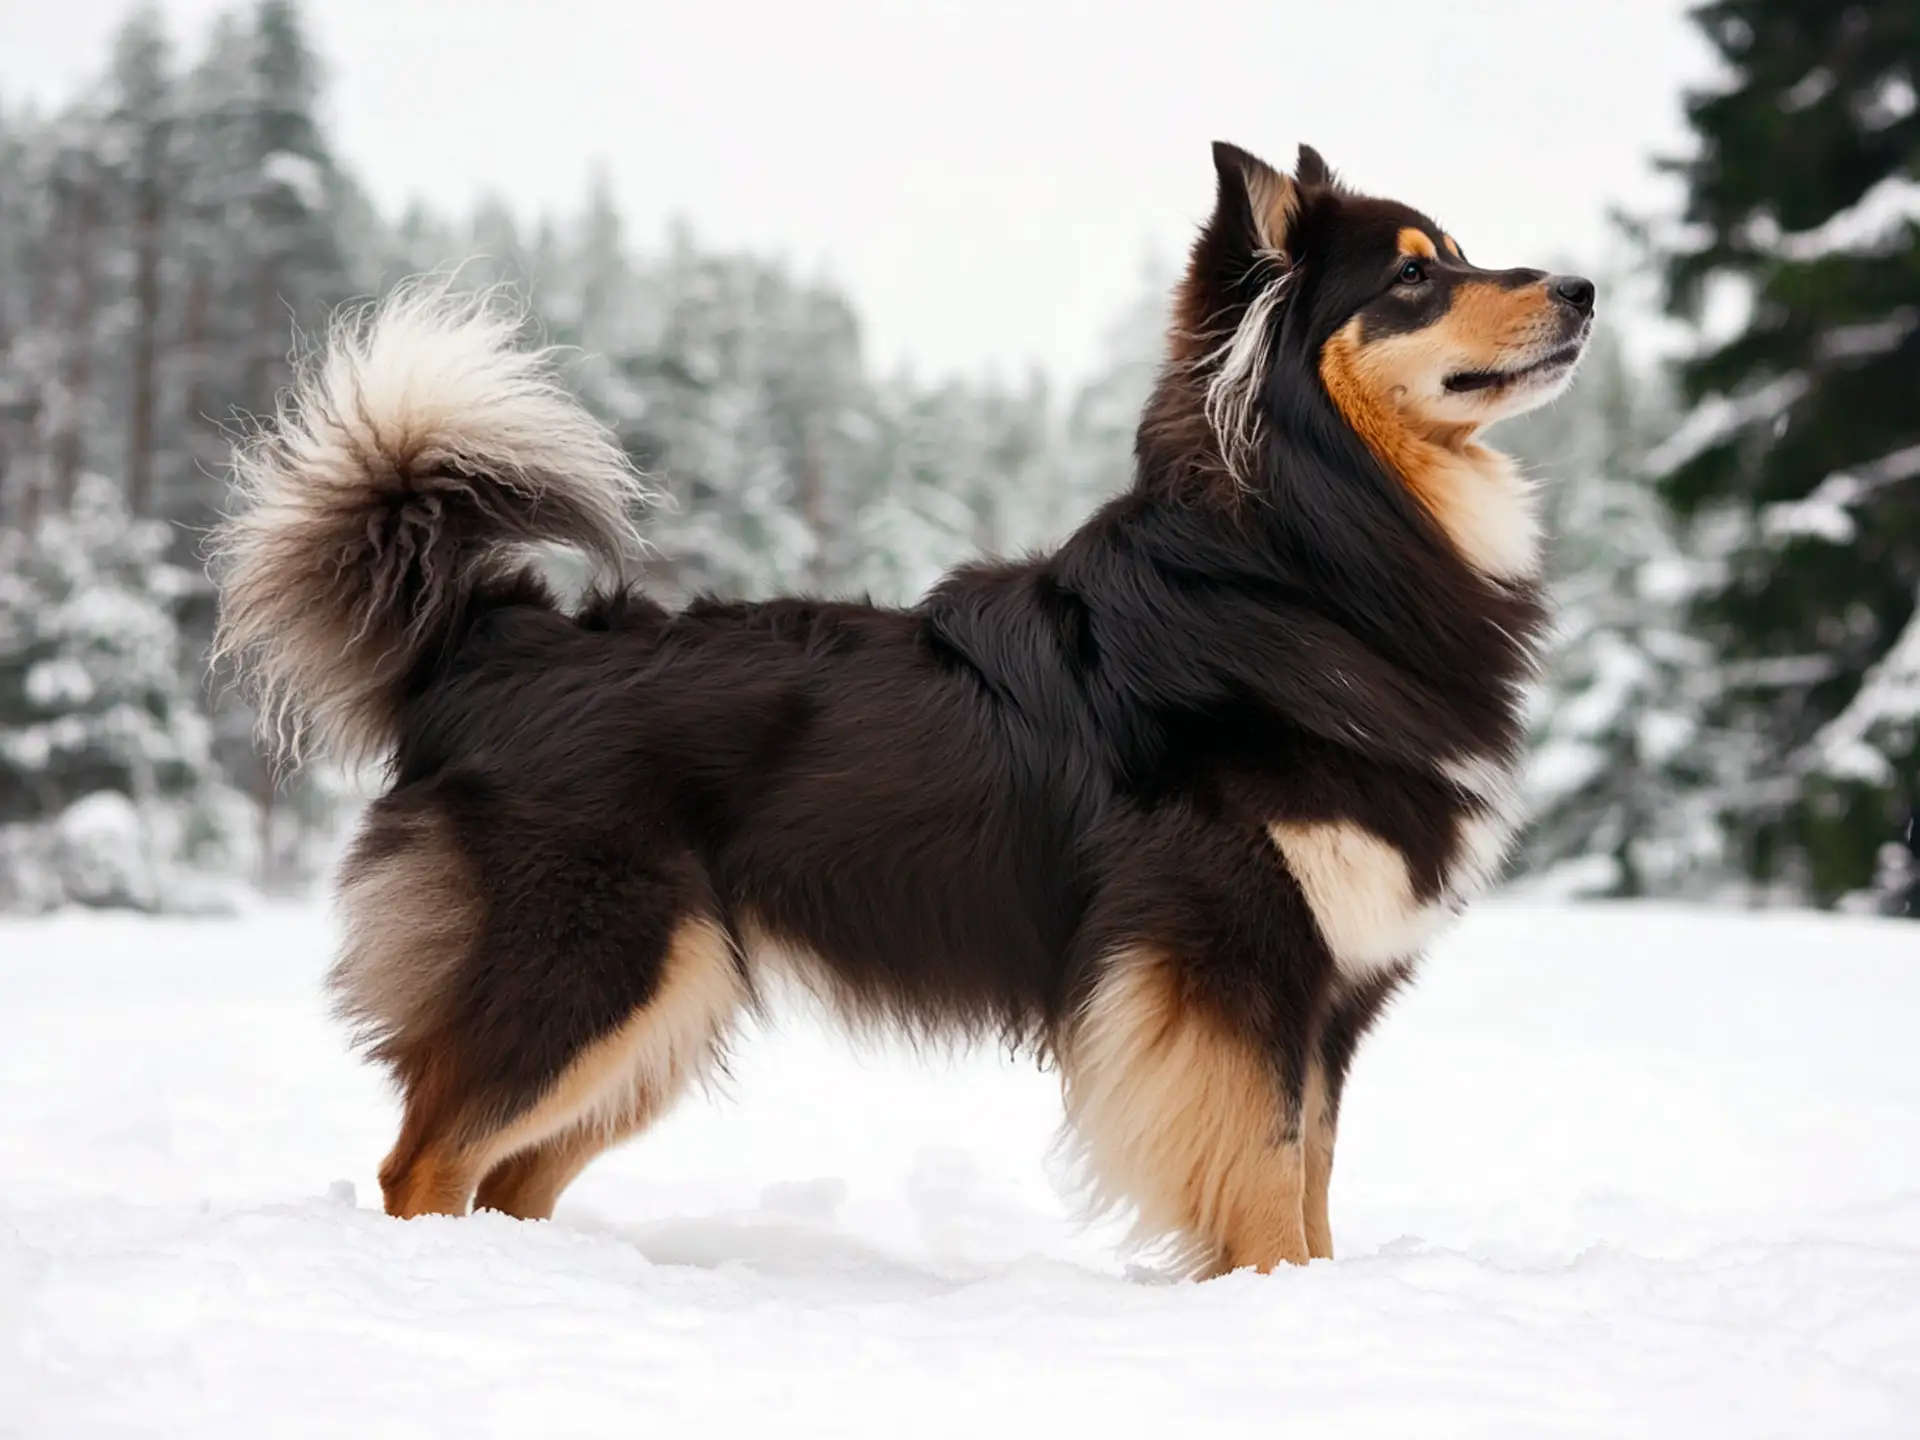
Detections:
376,1048,491,1219
331,805,492,1218
358,888,744,1221
471,1119,638,1221
1062,945,1312,1276
473,1081,689,1220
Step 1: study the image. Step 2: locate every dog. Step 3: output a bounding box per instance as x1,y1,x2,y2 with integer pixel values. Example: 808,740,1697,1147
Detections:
214,140,1591,1276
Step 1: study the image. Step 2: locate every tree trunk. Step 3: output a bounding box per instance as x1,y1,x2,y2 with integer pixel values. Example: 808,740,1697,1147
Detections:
0,293,19,529
179,263,210,514
248,257,283,423
53,167,101,510
798,419,827,590
9,183,68,530
127,120,168,517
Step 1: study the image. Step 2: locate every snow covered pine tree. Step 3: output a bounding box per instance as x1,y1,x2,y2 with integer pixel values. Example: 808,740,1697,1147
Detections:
1502,318,1727,899
1655,0,1920,913
0,477,244,911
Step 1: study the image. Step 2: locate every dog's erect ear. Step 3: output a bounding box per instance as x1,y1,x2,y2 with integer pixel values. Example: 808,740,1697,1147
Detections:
1210,140,1300,257
1294,144,1337,190
1165,142,1305,364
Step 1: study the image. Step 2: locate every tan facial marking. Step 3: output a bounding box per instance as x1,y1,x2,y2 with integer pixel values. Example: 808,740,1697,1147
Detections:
1396,227,1438,260
1446,280,1557,361
1334,281,1553,415
1062,947,1309,1275
1320,322,1466,509
1442,233,1463,258
1319,318,1543,577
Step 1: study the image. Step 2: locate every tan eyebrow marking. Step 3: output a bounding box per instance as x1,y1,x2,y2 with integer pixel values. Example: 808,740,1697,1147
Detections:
1397,227,1439,260
1442,233,1463,258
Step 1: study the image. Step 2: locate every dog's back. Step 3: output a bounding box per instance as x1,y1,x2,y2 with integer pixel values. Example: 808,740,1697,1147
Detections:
214,142,1590,1278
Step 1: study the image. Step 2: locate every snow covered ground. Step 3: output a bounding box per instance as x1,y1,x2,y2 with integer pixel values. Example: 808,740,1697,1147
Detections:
4,900,1918,1437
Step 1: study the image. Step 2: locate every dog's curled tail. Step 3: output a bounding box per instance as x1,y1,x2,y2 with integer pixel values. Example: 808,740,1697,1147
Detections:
213,281,648,770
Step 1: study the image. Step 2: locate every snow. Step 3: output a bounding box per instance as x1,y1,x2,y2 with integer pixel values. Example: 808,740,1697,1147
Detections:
1809,585,1920,786
1868,442,1920,488
1645,372,1807,478
5,901,1919,1436
260,151,328,211
1755,441,1920,552
1763,470,1867,546
1781,67,1834,113
1751,174,1920,262
1860,74,1918,133
1817,307,1919,363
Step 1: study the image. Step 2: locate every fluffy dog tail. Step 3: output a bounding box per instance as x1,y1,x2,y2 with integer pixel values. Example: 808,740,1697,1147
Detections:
213,282,648,769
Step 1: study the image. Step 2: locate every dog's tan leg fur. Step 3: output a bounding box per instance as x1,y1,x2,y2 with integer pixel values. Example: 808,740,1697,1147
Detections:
380,1137,486,1218
1064,948,1309,1275
1302,1056,1336,1260
377,917,741,1220
375,1045,480,1218
1199,1142,1310,1278
472,1113,646,1220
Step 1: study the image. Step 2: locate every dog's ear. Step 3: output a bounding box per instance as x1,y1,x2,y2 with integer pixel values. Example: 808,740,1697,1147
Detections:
1210,140,1300,257
1294,144,1338,191
1165,142,1304,363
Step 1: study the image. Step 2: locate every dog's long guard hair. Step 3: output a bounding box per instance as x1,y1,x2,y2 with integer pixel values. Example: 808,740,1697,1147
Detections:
215,142,1591,1276
214,286,653,771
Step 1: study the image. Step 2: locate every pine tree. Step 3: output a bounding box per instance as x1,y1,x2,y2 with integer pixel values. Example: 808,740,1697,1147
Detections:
1656,0,1920,911
603,227,872,600
169,1,364,884
0,3,1211,909
0,100,41,523
1502,317,1728,897
964,370,1058,559
101,6,177,519
856,374,995,602
463,194,538,294
0,99,117,524
377,198,463,291
569,168,629,358
47,120,112,511
169,0,357,536
1062,257,1171,531
0,475,245,911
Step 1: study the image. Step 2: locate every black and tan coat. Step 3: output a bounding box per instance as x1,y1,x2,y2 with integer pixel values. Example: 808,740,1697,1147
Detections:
214,140,1593,1276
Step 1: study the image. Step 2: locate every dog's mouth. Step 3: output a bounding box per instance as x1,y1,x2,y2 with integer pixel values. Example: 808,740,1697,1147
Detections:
1443,338,1588,395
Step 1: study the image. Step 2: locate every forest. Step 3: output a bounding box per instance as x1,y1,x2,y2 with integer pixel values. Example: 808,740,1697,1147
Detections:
1,0,1914,916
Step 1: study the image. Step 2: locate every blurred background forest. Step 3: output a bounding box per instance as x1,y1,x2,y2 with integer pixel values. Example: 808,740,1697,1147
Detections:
0,0,1914,916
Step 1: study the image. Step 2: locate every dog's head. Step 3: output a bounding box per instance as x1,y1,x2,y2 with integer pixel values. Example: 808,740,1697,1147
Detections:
1154,141,1594,502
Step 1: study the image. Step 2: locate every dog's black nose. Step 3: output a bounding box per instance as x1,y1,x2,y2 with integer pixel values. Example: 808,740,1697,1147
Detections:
1550,274,1596,314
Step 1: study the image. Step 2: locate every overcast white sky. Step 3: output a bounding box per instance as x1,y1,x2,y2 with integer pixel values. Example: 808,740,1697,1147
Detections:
2,0,1713,382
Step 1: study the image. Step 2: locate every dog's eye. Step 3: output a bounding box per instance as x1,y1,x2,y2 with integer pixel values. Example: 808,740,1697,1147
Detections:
1396,260,1426,286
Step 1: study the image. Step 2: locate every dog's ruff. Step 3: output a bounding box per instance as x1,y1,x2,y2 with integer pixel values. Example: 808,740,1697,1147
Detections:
213,143,1588,1278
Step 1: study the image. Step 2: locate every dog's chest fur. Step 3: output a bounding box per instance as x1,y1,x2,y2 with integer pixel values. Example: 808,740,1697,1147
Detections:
1268,754,1526,980
1261,450,1544,979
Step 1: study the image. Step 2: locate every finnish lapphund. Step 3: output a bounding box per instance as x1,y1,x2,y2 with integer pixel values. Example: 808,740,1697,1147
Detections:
215,141,1592,1276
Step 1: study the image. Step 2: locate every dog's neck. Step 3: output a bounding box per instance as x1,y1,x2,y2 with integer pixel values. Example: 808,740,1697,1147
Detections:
1035,377,1547,785
1311,345,1542,584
